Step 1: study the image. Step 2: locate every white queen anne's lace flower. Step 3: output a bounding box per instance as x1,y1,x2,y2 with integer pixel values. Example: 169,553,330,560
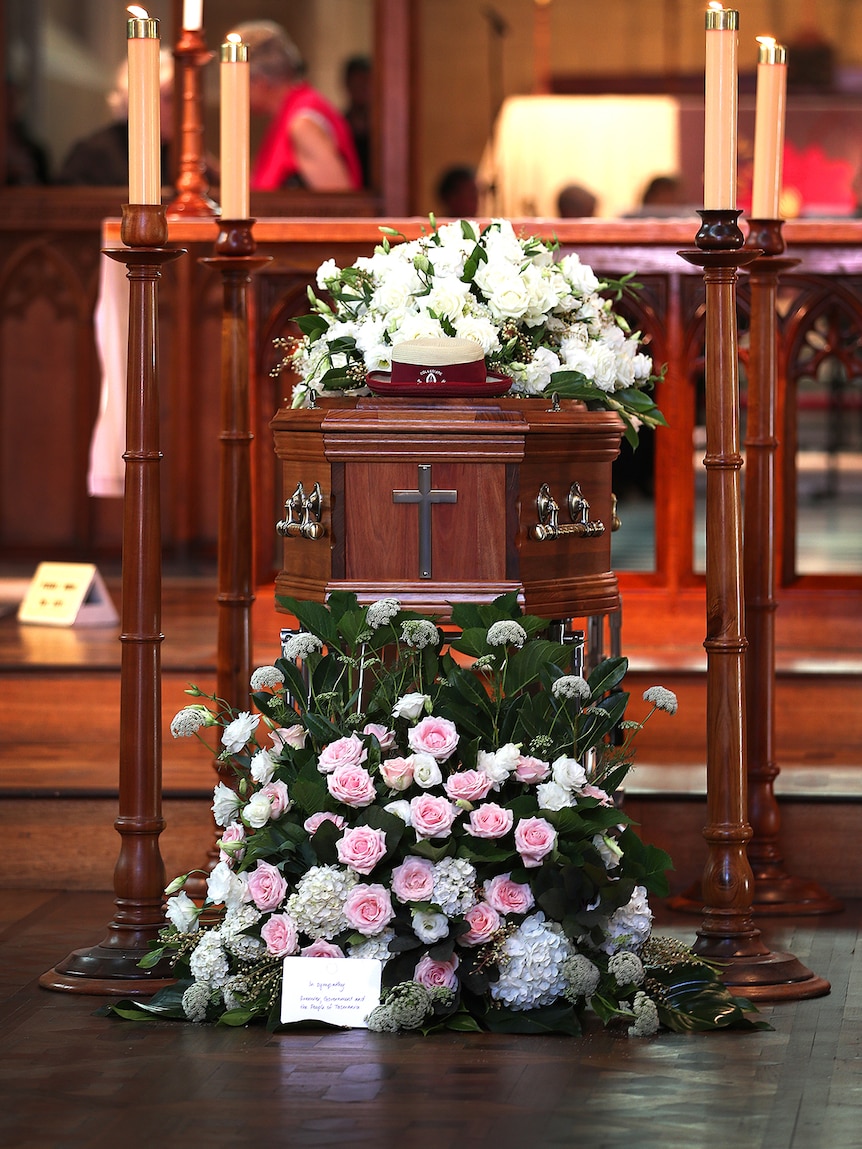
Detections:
250,665,285,691
170,706,212,738
643,686,679,715
486,620,527,648
366,598,401,629
551,675,592,703
282,632,324,661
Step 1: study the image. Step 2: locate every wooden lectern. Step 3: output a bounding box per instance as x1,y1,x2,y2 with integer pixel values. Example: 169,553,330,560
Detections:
271,397,623,622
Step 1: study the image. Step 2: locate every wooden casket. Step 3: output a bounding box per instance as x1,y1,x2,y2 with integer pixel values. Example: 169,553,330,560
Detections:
270,397,623,622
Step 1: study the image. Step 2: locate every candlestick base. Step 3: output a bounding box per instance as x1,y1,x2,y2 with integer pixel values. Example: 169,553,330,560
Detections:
121,203,169,248
745,218,786,258
695,208,746,251
214,219,259,257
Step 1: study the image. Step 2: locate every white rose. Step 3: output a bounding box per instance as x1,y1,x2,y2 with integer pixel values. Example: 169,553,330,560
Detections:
453,313,500,355
393,692,429,721
392,313,446,342
425,277,471,323
558,253,601,295
315,258,341,290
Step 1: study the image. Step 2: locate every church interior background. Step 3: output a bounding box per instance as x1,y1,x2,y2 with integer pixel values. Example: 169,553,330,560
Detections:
1,4,861,1143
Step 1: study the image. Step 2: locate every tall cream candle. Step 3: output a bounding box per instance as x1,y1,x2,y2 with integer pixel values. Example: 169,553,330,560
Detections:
704,4,739,210
126,6,161,205
182,0,203,30
751,38,788,219
220,35,250,219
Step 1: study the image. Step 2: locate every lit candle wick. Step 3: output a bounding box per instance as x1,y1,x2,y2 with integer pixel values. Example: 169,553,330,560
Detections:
127,5,149,17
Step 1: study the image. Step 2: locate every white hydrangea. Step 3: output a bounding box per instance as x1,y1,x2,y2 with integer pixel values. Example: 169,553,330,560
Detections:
188,929,231,989
286,865,359,940
599,886,653,955
349,927,395,964
490,913,574,1009
222,902,265,961
431,858,477,916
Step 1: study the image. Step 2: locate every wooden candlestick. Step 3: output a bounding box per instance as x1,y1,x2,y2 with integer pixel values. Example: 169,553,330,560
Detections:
672,210,830,1000
200,220,271,712
167,27,218,218
40,205,185,994
743,219,842,917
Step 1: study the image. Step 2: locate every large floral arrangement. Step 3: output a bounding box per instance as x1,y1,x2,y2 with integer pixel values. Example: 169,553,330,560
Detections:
111,594,764,1037
274,217,666,446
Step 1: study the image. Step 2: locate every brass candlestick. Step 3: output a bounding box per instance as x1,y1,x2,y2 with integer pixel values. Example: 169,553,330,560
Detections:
40,205,185,994
167,27,218,218
672,209,829,1001
743,218,842,917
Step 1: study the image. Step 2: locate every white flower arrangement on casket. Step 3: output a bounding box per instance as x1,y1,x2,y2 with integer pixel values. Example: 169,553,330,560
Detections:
273,217,667,447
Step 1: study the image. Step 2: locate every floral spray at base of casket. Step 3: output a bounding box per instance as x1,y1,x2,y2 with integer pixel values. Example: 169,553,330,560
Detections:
109,593,767,1036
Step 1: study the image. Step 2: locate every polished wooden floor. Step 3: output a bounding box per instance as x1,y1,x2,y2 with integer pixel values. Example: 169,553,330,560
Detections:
0,890,859,1149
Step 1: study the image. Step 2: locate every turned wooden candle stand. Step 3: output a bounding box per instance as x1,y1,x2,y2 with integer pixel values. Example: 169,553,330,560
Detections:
166,26,218,219
40,205,185,995
670,210,830,1001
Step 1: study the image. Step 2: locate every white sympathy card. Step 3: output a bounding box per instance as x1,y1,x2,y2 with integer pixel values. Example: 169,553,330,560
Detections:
280,958,382,1028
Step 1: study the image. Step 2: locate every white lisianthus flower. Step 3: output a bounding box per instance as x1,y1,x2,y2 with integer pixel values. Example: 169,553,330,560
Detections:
411,753,443,789
221,711,259,755
411,909,450,943
206,860,246,911
551,755,587,791
384,799,412,825
250,748,277,785
211,781,241,828
165,891,201,934
392,692,430,721
242,791,274,829
536,780,574,811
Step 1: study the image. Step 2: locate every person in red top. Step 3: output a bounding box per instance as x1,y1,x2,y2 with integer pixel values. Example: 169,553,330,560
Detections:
232,20,363,193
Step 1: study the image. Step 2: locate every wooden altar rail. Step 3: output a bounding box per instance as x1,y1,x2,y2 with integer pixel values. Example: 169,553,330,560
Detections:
2,214,862,651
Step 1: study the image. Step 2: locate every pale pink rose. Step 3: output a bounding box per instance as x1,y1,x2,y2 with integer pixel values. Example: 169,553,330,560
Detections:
390,856,435,903
336,825,388,875
413,952,460,991
407,716,459,762
260,912,299,957
270,724,307,753
303,811,347,835
459,901,502,946
218,820,246,863
465,802,514,839
444,769,494,802
579,783,614,806
246,860,288,911
514,755,551,784
514,817,557,868
317,734,368,775
259,779,291,818
364,722,396,750
483,872,535,916
327,762,377,807
380,756,415,791
409,793,459,839
343,883,396,935
301,938,346,958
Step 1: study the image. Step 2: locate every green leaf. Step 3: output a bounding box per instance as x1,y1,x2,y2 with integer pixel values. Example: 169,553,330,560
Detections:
217,1007,260,1027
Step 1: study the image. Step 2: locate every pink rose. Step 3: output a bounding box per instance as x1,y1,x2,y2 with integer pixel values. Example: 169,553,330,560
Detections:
218,820,246,863
327,762,377,807
336,825,388,875
246,860,288,911
391,856,435,903
364,722,396,750
317,734,368,775
514,755,551,784
343,883,396,935
259,779,291,818
465,802,514,839
303,811,347,835
444,770,494,802
270,724,307,753
380,756,415,791
483,872,535,916
260,911,299,957
414,953,460,991
514,817,557,868
409,793,459,840
407,716,459,761
459,901,502,946
301,938,346,958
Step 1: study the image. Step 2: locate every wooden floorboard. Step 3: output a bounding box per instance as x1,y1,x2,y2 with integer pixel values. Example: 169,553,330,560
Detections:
0,891,859,1149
